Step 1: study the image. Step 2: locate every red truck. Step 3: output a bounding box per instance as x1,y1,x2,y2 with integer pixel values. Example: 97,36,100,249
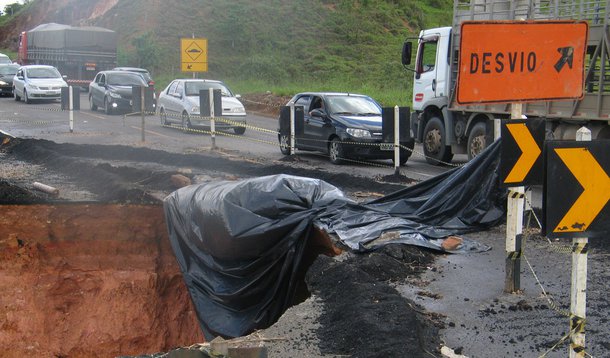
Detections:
17,23,117,89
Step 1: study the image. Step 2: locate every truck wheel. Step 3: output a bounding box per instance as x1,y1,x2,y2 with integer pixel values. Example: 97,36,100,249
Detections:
279,134,291,155
104,97,112,115
14,88,20,101
329,137,344,164
467,122,487,160
233,126,246,135
423,117,453,165
89,96,97,111
24,90,31,104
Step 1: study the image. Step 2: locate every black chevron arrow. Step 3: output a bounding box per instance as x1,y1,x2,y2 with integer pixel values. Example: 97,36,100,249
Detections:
554,47,574,73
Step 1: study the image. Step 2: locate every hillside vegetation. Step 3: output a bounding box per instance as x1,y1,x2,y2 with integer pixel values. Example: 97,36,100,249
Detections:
1,0,453,105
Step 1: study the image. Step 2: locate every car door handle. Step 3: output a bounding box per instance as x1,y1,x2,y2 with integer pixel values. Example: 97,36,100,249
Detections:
432,79,436,92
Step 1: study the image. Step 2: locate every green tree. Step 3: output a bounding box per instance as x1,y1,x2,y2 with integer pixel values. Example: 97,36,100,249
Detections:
131,32,160,72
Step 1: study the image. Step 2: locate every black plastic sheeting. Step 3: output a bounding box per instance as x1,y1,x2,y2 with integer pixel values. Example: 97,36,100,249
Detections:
163,140,506,338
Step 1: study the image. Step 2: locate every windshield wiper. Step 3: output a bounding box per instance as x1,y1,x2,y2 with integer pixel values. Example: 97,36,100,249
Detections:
333,112,356,115
359,112,380,116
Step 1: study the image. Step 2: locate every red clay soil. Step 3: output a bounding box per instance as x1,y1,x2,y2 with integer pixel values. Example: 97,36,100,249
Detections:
0,204,204,358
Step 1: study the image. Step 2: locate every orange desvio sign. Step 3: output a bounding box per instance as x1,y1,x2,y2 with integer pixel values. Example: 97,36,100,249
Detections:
456,21,588,105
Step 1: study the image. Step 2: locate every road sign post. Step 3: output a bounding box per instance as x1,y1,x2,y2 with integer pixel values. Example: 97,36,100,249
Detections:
505,103,525,293
569,127,590,358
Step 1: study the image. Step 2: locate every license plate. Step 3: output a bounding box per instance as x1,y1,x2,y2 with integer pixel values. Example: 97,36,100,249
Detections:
380,143,394,151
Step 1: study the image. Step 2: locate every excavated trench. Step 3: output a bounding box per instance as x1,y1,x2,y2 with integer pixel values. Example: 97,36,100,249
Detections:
0,137,440,357
0,204,203,358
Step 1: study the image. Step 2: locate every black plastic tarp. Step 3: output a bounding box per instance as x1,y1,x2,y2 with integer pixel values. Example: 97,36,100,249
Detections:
163,139,506,338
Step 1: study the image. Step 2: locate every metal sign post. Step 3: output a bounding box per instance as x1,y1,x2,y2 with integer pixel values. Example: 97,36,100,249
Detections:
505,103,524,293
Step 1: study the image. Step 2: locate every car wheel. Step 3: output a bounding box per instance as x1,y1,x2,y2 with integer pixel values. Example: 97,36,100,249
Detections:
423,116,453,165
181,112,191,132
24,90,31,104
104,97,112,115
233,126,246,135
89,95,97,111
279,133,291,155
329,137,344,165
392,140,415,166
14,88,20,101
159,109,168,125
467,122,487,160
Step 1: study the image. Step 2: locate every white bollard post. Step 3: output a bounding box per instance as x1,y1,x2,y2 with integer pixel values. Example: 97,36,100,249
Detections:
209,88,216,150
394,105,400,175
569,126,591,358
290,104,295,154
505,103,524,293
69,86,74,133
141,86,145,142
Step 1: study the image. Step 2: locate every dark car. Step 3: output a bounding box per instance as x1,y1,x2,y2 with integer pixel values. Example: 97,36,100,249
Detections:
0,63,20,96
278,92,414,164
89,70,148,114
112,67,154,86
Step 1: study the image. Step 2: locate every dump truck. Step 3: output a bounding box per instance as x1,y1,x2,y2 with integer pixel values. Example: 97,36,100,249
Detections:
17,23,117,89
402,0,610,165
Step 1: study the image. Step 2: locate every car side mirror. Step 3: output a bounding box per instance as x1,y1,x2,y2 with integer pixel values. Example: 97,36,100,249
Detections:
235,94,241,98
62,75,68,80
310,108,327,118
17,75,24,80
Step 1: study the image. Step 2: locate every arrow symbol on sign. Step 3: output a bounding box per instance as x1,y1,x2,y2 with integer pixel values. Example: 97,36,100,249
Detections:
554,46,574,73
554,148,610,233
504,123,541,184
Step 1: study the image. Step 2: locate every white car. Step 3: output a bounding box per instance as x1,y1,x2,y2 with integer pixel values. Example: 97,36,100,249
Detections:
13,65,68,103
157,79,247,135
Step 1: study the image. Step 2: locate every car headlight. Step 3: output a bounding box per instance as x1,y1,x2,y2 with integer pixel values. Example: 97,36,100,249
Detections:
26,83,39,90
346,128,372,138
108,91,121,99
0,80,7,86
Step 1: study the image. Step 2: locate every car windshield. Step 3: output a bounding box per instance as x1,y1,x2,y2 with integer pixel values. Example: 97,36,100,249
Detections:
185,82,233,97
0,56,10,64
107,73,147,86
27,67,61,79
0,65,19,75
326,96,381,115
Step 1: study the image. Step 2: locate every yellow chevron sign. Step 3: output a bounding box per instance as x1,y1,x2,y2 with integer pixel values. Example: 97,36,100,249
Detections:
553,148,610,233
544,141,610,238
501,119,545,186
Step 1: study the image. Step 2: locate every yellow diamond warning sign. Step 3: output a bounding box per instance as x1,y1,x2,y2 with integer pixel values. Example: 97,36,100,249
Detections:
181,38,208,72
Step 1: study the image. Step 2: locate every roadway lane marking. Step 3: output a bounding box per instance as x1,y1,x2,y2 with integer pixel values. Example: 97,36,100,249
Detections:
128,125,174,138
79,111,107,120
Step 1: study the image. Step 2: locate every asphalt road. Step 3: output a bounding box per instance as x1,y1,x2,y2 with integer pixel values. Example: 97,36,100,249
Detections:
0,93,465,183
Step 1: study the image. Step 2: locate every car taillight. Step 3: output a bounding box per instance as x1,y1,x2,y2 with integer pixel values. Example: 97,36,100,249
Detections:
148,81,155,86
415,93,424,102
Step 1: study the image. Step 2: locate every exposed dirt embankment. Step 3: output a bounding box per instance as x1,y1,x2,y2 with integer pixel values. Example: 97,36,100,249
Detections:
0,204,203,358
